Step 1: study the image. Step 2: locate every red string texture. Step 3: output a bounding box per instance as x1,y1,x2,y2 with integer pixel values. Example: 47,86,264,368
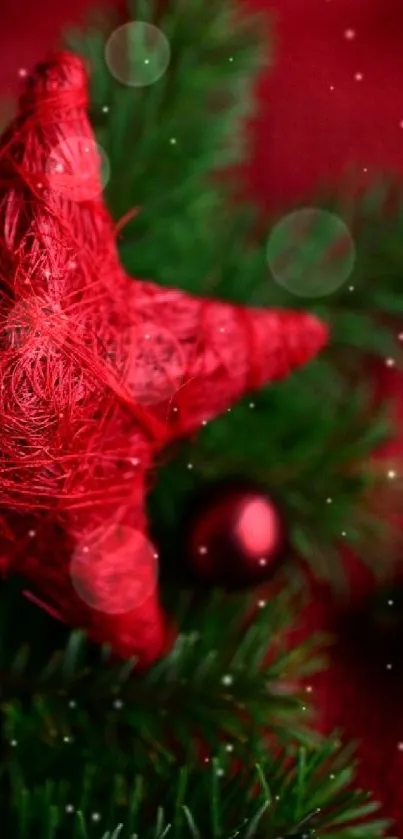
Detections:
0,51,328,664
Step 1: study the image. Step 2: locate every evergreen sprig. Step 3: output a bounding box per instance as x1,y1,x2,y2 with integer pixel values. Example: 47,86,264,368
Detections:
0,581,324,764
0,582,390,838
4,739,393,839
0,579,334,838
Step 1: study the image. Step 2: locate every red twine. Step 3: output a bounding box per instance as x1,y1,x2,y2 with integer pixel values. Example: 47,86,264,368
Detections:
0,52,328,664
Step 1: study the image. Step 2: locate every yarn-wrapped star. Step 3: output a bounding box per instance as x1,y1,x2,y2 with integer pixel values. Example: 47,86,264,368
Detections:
0,53,327,664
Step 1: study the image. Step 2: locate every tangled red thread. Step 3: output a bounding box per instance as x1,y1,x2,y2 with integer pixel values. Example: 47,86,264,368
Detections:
0,52,173,661
0,53,165,527
0,52,327,663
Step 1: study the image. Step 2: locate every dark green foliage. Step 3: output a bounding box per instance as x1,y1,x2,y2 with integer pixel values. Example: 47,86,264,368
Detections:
0,578,391,838
4,736,394,839
0,578,324,837
0,580,324,761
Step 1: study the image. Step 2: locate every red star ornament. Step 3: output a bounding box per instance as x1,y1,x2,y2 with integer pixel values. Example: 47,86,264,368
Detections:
0,53,328,665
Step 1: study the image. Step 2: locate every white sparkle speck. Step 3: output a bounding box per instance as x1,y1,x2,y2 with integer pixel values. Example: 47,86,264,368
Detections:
187,463,193,470
18,68,28,78
386,358,396,367
102,106,109,113
388,470,397,479
398,742,403,751
113,699,124,709
66,805,74,813
10,739,17,747
344,29,356,40
222,674,233,686
226,743,234,752
249,402,255,408
198,546,208,555
68,700,77,708
354,72,363,81
28,529,36,538
258,599,266,608
259,558,267,566
326,497,333,504
91,813,101,822
387,663,393,670
388,600,394,606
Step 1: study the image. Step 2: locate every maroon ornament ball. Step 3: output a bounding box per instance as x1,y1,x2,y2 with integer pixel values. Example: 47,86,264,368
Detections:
185,479,286,589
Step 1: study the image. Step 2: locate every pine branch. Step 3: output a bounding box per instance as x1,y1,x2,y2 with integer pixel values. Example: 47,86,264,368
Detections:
66,0,270,224
0,581,325,762
3,738,394,838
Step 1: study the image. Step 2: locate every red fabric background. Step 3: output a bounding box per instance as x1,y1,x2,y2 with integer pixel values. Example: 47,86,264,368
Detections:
1,0,402,832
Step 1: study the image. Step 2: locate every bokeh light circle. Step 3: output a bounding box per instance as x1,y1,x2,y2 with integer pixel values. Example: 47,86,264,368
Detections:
70,524,158,615
266,208,356,298
46,136,110,202
105,22,171,88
